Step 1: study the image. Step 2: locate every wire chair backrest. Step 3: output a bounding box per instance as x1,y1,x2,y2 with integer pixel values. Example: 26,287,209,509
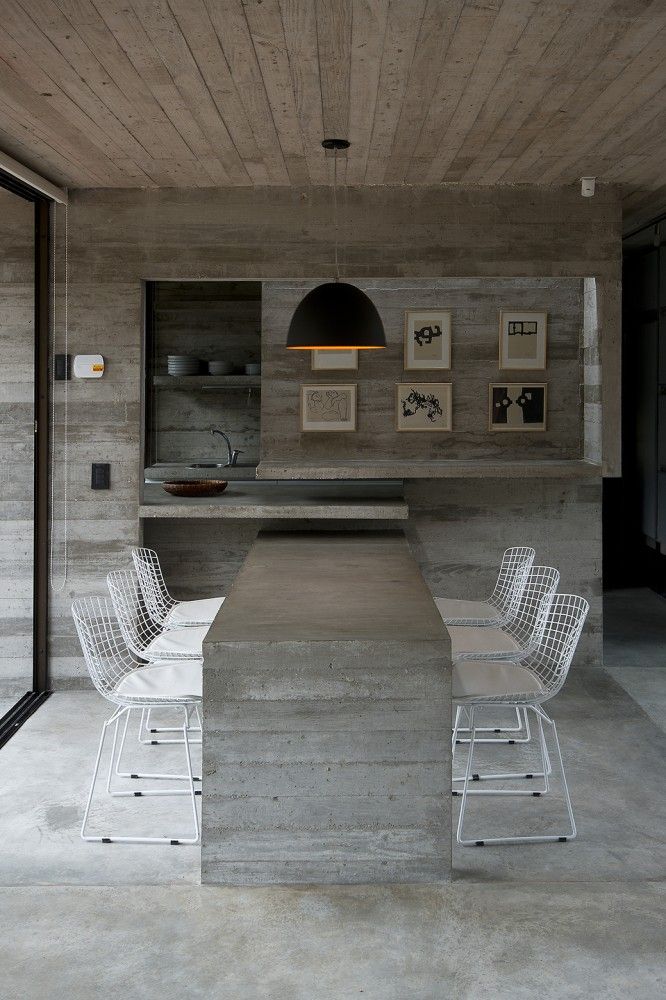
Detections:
107,569,161,659
504,565,560,652
131,547,175,626
487,546,536,620
72,596,140,700
524,593,589,697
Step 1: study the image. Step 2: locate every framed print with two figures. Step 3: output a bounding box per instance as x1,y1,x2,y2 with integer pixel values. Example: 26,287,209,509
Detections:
300,384,357,432
489,383,547,432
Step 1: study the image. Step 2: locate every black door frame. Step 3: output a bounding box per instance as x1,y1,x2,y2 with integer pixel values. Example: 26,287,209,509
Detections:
0,171,52,747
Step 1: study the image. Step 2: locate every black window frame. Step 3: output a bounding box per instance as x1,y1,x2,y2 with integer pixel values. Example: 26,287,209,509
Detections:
0,170,52,747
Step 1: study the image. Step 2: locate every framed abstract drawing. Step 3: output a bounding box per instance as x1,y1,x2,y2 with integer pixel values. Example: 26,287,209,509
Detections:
300,384,357,432
404,310,451,370
396,382,452,432
499,310,547,370
489,383,547,432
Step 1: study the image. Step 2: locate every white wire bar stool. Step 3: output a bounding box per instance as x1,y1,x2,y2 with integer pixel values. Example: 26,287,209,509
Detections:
108,569,208,746
435,546,535,627
451,563,559,747
72,596,201,845
453,593,589,846
107,569,207,747
107,569,207,663
437,546,535,743
132,546,225,628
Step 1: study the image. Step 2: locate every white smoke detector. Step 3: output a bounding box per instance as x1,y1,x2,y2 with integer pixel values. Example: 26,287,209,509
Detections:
581,177,596,198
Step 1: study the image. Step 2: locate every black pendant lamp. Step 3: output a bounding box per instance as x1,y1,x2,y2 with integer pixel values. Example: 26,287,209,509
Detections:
286,140,386,351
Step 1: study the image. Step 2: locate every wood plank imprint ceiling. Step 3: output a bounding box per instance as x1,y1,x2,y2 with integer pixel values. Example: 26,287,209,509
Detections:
0,0,664,225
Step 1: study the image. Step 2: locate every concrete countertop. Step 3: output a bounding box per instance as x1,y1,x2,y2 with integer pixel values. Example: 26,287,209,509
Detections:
255,459,603,480
145,463,259,483
139,482,408,520
206,529,446,642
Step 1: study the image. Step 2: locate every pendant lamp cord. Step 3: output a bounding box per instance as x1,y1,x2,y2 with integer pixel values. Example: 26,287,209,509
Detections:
333,146,340,281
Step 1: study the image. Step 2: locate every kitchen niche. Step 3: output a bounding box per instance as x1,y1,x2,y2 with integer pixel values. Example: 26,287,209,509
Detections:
143,281,262,474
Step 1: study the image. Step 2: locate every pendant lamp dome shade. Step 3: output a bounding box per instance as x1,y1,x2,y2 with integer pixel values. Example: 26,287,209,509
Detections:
286,281,386,350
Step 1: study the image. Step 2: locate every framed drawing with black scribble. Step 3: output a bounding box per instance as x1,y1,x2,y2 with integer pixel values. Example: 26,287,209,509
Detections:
396,382,452,432
404,310,451,370
499,311,547,370
300,384,357,432
489,383,547,432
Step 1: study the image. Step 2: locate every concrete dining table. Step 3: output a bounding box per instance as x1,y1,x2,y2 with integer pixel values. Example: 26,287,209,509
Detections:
201,528,451,885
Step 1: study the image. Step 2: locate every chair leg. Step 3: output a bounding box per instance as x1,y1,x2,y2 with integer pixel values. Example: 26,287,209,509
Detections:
456,703,577,846
452,705,551,793
114,707,202,784
181,705,200,846
138,705,202,746
454,705,532,744
81,705,202,845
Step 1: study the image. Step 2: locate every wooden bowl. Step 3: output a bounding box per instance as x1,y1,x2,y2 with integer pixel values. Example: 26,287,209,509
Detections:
162,479,228,498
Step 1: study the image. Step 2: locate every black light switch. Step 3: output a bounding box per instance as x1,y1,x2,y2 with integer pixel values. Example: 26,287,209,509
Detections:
55,354,71,380
91,463,110,490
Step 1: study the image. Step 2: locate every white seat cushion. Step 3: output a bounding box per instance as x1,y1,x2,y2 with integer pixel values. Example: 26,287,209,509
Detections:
453,659,544,701
435,597,497,623
447,624,521,660
166,596,225,627
145,625,208,659
115,660,202,701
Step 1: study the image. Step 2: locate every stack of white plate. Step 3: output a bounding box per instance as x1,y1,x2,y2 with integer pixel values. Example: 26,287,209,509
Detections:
168,355,200,376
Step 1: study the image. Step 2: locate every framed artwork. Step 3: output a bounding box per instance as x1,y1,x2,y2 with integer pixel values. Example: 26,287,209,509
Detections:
311,349,358,371
489,383,547,432
404,310,451,370
499,310,547,370
396,382,452,432
300,384,357,432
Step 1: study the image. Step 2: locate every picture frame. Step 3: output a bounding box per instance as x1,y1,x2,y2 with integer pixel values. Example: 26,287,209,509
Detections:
489,383,547,432
300,384,357,432
311,349,358,371
404,310,451,370
499,310,547,371
396,382,452,432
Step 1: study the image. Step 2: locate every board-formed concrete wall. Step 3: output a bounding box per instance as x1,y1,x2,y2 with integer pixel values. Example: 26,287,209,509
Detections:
262,278,584,464
50,185,619,687
0,189,34,698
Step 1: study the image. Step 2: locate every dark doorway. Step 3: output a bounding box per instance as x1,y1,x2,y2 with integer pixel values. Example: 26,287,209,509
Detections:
604,217,666,595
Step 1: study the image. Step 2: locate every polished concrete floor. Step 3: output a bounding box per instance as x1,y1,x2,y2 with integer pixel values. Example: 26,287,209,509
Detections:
2,882,664,1000
603,587,666,732
1,588,664,997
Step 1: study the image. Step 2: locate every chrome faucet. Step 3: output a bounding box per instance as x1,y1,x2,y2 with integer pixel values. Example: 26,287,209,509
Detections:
211,428,243,467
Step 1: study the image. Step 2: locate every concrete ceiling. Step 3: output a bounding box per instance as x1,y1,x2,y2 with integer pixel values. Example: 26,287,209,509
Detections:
0,1,664,227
